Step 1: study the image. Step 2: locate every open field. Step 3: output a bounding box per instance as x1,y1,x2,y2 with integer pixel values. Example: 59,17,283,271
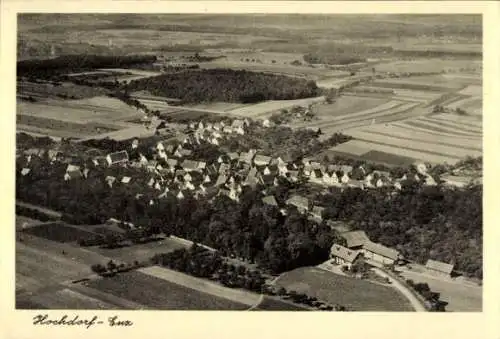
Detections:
275,267,413,311
374,59,482,74
313,96,390,118
371,74,480,91
85,270,249,310
200,60,340,80
297,100,422,134
399,269,482,312
18,98,141,123
93,237,187,263
227,96,325,118
17,81,109,100
17,114,118,137
140,266,262,306
16,240,93,292
327,111,482,165
22,222,100,243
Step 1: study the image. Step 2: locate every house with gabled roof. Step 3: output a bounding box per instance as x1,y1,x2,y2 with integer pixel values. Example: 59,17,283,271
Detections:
309,169,324,184
176,190,185,200
181,159,200,172
243,167,259,187
20,168,31,176
121,176,132,184
254,155,272,167
341,172,350,184
166,158,178,169
341,230,370,250
425,259,454,277
285,195,309,213
323,171,339,186
330,244,362,268
239,151,254,165
106,150,129,167
362,241,401,266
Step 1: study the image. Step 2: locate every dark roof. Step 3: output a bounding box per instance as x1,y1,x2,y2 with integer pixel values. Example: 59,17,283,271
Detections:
342,231,370,248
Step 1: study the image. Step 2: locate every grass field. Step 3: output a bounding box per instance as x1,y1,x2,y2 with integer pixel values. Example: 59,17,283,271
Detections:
16,240,94,292
374,59,481,74
140,265,261,306
275,267,413,311
93,237,187,263
226,96,325,119
17,81,109,100
22,222,100,243
254,296,309,311
85,270,249,310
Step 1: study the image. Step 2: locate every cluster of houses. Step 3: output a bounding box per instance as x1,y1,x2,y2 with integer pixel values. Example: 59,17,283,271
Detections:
329,230,455,278
18,129,443,209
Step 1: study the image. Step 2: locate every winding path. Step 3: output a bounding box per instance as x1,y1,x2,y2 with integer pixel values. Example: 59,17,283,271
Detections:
371,267,426,312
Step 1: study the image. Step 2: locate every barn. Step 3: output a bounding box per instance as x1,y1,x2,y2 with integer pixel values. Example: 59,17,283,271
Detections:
425,259,454,278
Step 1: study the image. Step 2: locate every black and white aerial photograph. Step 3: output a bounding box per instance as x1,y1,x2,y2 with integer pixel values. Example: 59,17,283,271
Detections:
15,13,482,312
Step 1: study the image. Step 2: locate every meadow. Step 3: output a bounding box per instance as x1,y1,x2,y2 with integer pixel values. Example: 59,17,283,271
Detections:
276,267,413,311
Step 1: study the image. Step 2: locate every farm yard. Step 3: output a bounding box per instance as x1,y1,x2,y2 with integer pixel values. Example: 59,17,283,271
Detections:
275,267,413,311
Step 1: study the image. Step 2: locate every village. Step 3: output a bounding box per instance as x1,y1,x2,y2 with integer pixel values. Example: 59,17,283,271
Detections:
17,112,468,284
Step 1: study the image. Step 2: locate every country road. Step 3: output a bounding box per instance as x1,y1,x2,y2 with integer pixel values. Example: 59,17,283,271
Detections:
372,267,427,312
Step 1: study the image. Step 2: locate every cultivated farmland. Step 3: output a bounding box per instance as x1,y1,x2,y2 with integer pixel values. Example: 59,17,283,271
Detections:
275,267,413,311
140,266,262,307
85,270,249,310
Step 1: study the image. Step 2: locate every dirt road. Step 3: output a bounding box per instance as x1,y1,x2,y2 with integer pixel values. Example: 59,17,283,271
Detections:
371,267,427,312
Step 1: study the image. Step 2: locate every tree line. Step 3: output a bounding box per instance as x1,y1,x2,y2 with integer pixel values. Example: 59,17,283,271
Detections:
17,54,157,79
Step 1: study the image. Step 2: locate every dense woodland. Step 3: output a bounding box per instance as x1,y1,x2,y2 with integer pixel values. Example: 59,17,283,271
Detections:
125,69,321,103
17,55,157,79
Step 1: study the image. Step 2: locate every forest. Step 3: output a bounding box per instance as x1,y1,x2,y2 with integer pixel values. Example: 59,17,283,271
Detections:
124,69,321,103
17,55,157,79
